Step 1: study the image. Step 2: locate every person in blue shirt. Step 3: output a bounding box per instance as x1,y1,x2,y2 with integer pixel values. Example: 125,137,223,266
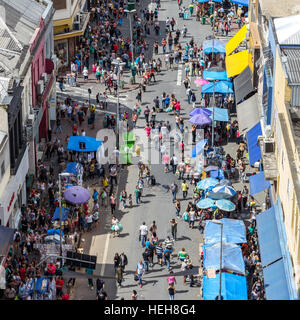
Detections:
93,189,98,202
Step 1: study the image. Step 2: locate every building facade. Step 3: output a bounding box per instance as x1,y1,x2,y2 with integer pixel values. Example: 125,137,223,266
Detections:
247,0,300,298
53,0,90,66
0,0,56,227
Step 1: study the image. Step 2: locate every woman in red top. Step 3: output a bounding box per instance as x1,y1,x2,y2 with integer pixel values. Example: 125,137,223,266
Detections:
145,124,151,140
19,264,26,281
56,276,64,298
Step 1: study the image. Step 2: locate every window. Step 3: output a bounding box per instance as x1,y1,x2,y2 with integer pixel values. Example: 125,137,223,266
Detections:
1,161,5,177
53,0,66,10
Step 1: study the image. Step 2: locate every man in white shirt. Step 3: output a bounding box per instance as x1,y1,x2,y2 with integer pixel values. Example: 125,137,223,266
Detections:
81,129,86,136
170,154,178,174
139,222,148,248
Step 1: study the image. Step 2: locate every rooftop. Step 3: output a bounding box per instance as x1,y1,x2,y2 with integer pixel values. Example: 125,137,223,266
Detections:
259,0,300,18
274,15,300,45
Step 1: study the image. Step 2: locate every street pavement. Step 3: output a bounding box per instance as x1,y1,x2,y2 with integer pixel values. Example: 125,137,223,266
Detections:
68,0,265,300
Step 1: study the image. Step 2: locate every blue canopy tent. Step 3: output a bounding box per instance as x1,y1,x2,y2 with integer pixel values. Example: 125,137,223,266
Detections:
198,0,222,2
67,136,102,152
205,107,229,122
201,81,233,94
47,229,64,237
203,39,226,54
230,0,249,7
203,70,228,81
203,273,248,300
192,139,208,158
246,122,262,166
203,242,245,274
51,207,71,222
204,218,246,245
65,162,83,175
249,171,270,196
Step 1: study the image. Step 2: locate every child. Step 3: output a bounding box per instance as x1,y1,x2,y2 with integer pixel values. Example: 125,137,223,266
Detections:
128,194,133,208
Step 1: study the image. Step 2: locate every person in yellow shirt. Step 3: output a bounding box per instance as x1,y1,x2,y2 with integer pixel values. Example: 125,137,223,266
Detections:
181,180,189,199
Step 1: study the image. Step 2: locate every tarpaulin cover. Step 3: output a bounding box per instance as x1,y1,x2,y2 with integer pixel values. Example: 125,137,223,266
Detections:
67,136,102,152
65,162,83,175
225,50,249,78
47,229,64,237
192,139,207,158
256,205,282,267
230,0,249,7
203,272,248,300
203,242,245,274
249,171,270,196
203,70,228,81
234,66,254,104
236,93,260,134
198,0,222,2
35,278,49,294
210,169,225,180
246,122,262,165
206,107,229,122
203,39,226,54
204,218,246,245
201,81,233,94
52,207,71,221
263,258,297,300
225,24,247,56
0,225,14,256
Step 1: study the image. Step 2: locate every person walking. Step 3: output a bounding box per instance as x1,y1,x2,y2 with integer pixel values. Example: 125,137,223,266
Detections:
169,218,178,240
139,222,148,248
142,248,150,272
156,242,163,266
175,200,181,217
120,252,128,273
168,283,176,300
110,193,116,215
96,277,105,296
181,179,189,199
136,261,145,288
170,154,178,174
115,265,124,287
170,181,178,202
135,185,141,204
86,268,94,290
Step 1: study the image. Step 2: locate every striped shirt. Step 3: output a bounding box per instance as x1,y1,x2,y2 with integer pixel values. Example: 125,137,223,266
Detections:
156,245,163,255
164,239,174,249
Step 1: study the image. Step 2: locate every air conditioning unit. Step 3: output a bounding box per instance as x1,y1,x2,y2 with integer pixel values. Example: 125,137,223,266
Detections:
264,139,275,153
75,13,83,24
73,21,80,31
41,73,48,84
36,80,44,95
27,113,35,125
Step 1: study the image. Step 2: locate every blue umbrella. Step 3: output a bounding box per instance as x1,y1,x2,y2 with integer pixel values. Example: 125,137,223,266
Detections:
197,198,216,209
189,108,211,117
216,199,236,212
219,179,232,186
197,178,219,190
189,113,212,126
204,165,219,172
212,185,236,198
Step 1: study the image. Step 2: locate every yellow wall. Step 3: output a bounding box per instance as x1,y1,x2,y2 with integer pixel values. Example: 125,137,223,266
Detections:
273,45,300,288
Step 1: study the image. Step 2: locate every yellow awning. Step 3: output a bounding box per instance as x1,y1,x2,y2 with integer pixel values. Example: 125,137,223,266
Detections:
225,50,249,78
225,24,247,56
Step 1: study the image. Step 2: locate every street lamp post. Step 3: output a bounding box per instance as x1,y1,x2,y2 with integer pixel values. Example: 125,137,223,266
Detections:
212,219,223,300
58,172,73,261
112,58,126,149
206,77,215,147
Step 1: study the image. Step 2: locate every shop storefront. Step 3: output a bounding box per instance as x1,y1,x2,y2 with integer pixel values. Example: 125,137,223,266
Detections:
0,146,29,228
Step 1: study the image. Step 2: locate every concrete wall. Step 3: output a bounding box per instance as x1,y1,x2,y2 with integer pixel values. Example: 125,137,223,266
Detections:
273,44,300,290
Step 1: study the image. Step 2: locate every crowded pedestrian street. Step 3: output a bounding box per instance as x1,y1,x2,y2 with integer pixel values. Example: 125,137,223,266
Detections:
1,0,299,303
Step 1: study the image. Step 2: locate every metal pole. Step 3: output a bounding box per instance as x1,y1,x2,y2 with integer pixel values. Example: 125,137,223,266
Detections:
116,64,120,149
129,12,134,66
211,80,215,147
212,2,215,62
219,222,223,300
59,174,62,259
